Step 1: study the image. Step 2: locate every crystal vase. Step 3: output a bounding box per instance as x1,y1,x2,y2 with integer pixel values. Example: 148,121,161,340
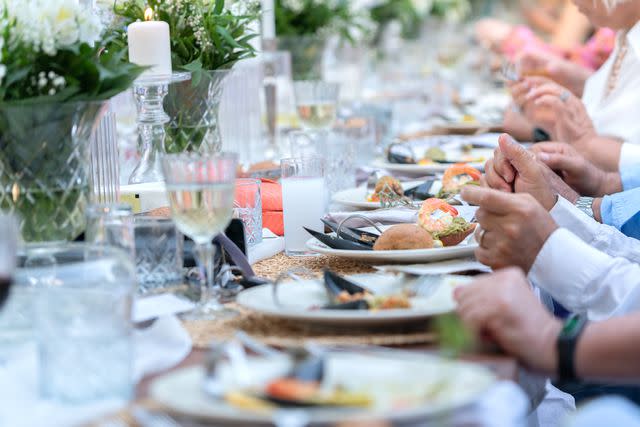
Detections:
0,101,107,242
164,70,231,154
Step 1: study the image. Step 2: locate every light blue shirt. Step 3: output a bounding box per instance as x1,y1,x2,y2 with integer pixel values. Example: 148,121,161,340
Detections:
600,166,640,239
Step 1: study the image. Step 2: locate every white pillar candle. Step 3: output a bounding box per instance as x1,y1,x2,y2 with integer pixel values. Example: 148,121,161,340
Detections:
127,9,172,77
261,0,276,40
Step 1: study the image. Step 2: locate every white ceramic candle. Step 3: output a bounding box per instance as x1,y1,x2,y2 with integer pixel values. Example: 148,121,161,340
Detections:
261,0,275,40
127,9,172,76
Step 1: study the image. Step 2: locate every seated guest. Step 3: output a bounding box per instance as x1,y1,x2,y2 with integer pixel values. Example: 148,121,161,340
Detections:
487,135,640,239
454,267,640,382
465,135,640,320
503,0,640,171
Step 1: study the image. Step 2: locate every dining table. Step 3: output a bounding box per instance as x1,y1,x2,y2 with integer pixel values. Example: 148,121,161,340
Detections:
90,250,524,427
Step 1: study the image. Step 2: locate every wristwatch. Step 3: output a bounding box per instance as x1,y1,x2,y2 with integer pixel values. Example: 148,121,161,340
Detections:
575,196,595,219
557,314,589,382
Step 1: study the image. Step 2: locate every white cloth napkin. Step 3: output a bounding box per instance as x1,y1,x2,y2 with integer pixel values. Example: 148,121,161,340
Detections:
0,315,192,427
376,258,491,276
248,229,284,264
326,205,478,228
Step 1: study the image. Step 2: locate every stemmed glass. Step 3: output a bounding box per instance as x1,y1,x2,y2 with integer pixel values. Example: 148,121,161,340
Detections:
161,153,238,320
293,81,340,131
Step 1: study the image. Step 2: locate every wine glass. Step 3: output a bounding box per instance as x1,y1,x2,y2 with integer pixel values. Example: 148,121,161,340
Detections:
0,214,17,310
293,81,340,131
161,153,238,320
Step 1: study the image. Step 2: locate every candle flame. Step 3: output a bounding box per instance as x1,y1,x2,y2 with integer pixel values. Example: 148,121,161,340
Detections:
144,7,153,21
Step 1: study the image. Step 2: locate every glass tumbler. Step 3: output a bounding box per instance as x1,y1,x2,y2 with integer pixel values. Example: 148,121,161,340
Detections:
134,217,184,294
23,243,136,403
85,203,135,258
233,179,263,247
280,157,326,256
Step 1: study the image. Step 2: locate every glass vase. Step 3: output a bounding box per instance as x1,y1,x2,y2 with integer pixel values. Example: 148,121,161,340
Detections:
0,101,107,242
277,36,326,81
164,69,231,154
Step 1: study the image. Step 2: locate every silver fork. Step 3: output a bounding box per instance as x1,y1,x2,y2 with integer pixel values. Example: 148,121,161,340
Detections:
500,59,520,82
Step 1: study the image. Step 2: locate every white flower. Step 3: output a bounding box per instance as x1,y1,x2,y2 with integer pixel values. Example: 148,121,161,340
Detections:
411,0,434,16
7,0,103,56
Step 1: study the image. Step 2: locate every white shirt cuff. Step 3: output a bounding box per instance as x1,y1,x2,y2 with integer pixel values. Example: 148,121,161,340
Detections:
549,197,600,243
528,228,622,318
619,143,640,170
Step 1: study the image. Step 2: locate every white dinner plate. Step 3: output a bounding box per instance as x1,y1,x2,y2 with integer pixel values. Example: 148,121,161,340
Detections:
376,134,496,174
331,180,439,210
150,350,496,426
236,273,471,326
373,158,486,175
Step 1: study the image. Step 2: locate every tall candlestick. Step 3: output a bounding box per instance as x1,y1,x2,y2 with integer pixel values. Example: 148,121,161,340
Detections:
127,8,172,76
261,0,276,41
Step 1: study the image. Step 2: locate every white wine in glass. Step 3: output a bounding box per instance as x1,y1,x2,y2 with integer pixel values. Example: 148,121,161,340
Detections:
296,103,337,129
161,153,238,320
166,183,235,245
293,81,340,131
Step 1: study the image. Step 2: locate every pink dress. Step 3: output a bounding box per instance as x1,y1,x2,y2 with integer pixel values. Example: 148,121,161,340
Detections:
501,26,616,71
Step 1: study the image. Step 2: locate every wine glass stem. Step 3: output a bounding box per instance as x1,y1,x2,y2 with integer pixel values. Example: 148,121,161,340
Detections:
195,241,220,310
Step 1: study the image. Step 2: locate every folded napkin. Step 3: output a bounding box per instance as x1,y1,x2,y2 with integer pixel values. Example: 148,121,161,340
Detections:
248,228,284,264
376,258,491,276
326,207,419,228
326,205,478,229
0,315,192,427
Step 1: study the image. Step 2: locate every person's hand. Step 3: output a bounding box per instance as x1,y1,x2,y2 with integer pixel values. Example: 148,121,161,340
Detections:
486,134,576,209
454,267,562,374
531,142,622,197
461,185,558,272
524,81,598,145
507,76,559,129
516,49,590,96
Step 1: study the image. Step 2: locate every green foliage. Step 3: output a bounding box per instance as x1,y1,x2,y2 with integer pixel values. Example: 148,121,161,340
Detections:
434,313,475,357
0,28,144,103
113,0,259,82
274,0,364,43
370,0,422,40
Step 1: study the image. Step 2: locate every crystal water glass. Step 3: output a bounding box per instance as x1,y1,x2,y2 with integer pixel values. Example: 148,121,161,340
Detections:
27,243,135,403
281,157,326,256
289,131,355,200
90,107,120,204
85,203,136,258
293,81,340,131
233,179,263,247
134,217,184,294
161,153,238,320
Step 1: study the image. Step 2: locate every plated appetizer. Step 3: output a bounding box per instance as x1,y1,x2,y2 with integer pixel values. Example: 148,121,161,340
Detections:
437,164,482,199
367,175,404,203
418,199,476,247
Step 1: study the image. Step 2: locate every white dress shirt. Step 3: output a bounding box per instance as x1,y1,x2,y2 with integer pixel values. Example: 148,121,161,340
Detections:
528,197,640,321
582,22,640,169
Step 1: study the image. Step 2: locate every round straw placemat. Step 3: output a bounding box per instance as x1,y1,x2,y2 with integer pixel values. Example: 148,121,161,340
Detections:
182,305,436,349
252,253,376,281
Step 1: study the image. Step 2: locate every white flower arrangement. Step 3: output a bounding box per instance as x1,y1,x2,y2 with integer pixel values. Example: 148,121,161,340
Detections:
9,0,102,56
0,0,142,102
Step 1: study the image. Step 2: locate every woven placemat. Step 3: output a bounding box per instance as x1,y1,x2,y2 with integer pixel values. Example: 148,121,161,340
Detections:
252,253,376,281
182,305,436,349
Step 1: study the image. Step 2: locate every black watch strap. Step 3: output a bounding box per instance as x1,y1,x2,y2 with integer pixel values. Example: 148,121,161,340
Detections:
532,127,551,143
557,314,588,382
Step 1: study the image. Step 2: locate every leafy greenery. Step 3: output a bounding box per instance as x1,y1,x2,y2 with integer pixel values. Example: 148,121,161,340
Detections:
275,0,368,43
113,0,259,84
370,0,423,40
